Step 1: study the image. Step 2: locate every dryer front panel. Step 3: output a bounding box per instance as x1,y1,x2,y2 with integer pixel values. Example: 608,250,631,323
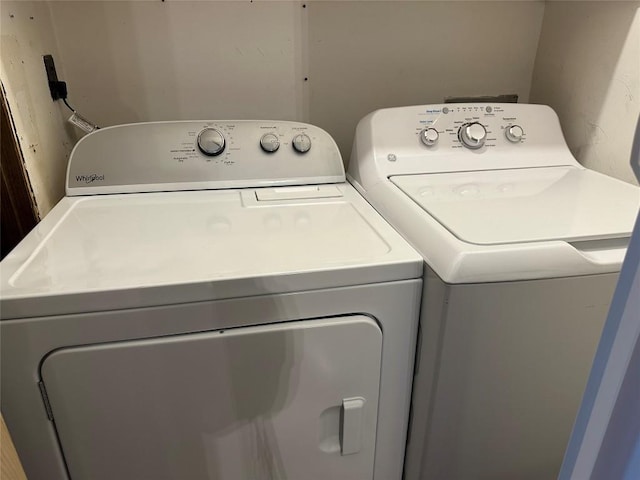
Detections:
40,316,382,480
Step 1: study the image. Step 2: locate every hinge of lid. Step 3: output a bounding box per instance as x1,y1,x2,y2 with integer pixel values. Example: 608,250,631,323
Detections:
38,381,54,421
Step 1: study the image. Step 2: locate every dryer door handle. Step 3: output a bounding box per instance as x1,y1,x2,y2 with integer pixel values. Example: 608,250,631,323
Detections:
341,397,365,455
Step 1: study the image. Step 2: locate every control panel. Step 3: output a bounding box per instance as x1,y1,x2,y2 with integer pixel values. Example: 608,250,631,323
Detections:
413,104,528,151
67,120,344,195
351,103,578,176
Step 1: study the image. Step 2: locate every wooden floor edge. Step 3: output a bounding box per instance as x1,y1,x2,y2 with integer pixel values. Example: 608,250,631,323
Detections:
1,414,28,480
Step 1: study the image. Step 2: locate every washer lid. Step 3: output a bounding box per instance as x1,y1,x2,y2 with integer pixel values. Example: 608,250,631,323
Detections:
391,167,640,245
0,185,421,318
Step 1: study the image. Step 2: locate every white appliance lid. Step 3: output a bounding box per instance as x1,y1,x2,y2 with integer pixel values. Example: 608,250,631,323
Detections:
1,185,421,318
391,167,640,245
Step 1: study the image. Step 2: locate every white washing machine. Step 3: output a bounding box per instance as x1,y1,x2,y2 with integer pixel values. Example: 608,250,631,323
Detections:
348,104,640,480
0,120,423,480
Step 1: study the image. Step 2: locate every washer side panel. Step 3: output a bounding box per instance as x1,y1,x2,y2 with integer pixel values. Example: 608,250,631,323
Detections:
420,273,618,480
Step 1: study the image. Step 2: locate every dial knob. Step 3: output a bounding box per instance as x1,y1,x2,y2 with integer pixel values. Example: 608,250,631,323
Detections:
292,133,311,153
197,128,225,156
458,122,487,149
505,124,524,143
260,133,280,153
420,128,439,147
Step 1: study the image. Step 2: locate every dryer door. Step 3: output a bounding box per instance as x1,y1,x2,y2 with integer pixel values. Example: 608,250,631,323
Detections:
40,316,382,480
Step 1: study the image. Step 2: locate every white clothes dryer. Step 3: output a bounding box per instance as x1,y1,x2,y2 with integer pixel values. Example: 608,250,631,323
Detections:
0,120,423,480
348,104,640,480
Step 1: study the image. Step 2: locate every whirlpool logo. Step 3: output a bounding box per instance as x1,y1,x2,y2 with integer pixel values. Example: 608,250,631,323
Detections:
75,174,105,184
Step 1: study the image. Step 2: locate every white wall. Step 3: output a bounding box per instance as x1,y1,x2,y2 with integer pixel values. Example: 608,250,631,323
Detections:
46,0,544,160
530,1,640,185
0,1,79,216
2,0,545,216
9,0,638,218
308,1,544,160
47,1,305,126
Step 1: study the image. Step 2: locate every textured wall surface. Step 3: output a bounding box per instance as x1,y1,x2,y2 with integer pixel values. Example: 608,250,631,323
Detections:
308,1,544,160
1,1,79,216
531,1,640,184
3,1,636,217
48,1,304,127
46,1,544,160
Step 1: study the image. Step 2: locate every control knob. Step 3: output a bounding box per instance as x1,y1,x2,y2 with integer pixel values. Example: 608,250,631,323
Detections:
292,133,311,153
197,128,225,156
505,125,524,143
420,128,439,147
260,133,280,153
458,122,487,149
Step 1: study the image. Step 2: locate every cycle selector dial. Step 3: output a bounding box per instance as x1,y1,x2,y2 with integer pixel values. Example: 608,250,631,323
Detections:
505,125,524,143
458,122,487,149
197,128,225,156
420,128,439,147
260,133,280,153
292,133,311,153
